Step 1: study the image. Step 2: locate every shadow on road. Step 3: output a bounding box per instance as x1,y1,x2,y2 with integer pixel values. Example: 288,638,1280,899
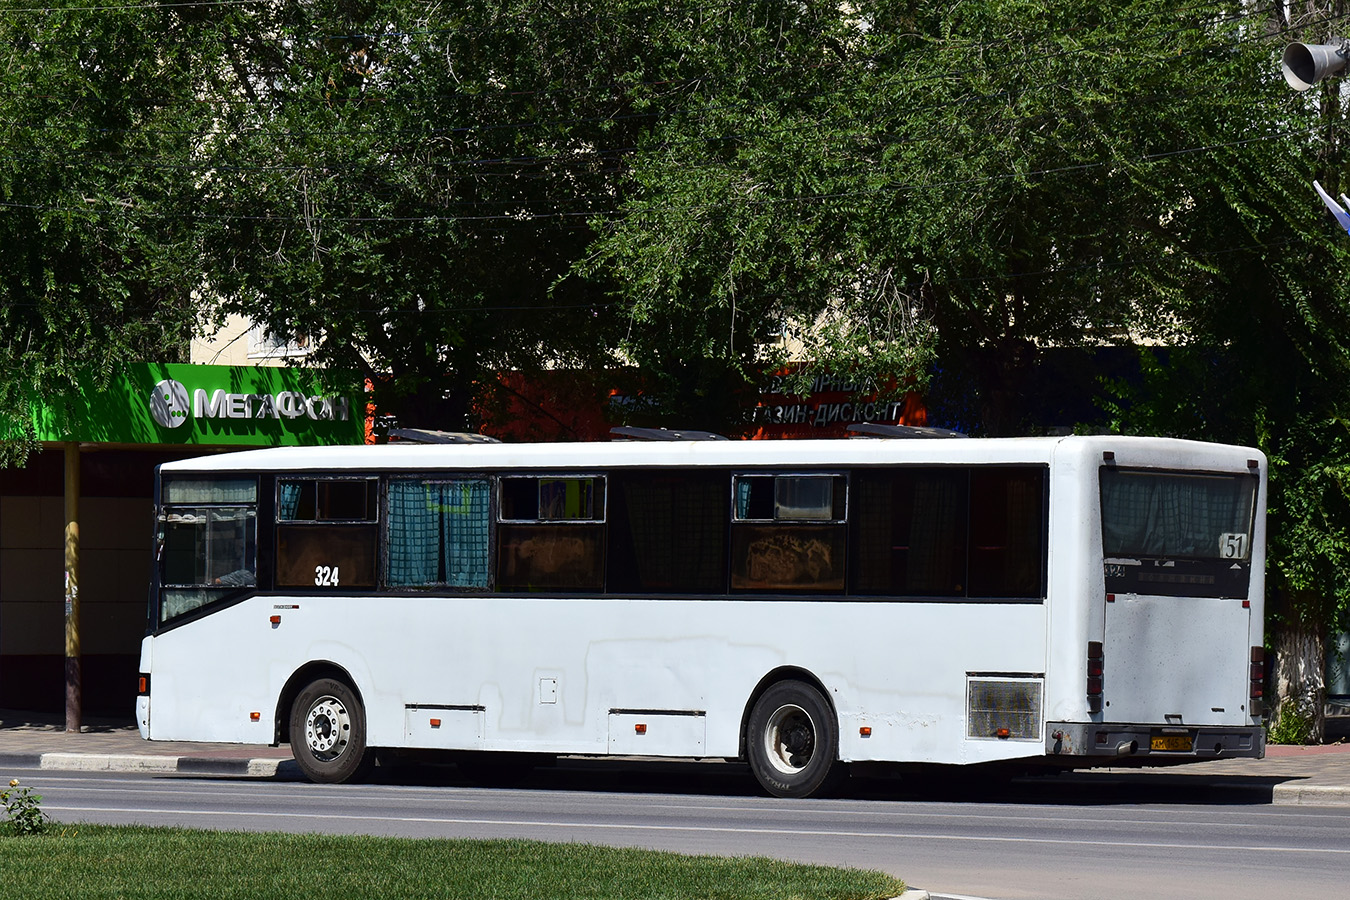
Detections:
347,754,1291,806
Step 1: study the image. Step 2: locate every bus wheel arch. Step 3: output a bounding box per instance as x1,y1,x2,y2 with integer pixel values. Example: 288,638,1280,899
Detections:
279,664,375,784
741,669,845,798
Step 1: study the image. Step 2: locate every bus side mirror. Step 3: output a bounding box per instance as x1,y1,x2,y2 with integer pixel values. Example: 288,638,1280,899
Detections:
1282,40,1350,91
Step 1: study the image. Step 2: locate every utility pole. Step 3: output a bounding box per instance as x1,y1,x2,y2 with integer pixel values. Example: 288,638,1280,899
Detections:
64,441,81,733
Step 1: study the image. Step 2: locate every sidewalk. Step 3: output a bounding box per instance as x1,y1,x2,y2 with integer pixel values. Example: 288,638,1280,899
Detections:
3,708,1349,805
0,709,296,779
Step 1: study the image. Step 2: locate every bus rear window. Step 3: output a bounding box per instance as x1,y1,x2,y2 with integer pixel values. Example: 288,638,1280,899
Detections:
1100,468,1258,599
1101,469,1257,561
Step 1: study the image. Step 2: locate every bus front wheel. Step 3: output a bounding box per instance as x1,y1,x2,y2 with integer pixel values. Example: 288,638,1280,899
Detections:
289,678,375,784
746,680,843,798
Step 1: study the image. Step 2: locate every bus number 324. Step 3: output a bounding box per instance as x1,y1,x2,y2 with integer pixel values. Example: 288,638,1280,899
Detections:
314,566,340,587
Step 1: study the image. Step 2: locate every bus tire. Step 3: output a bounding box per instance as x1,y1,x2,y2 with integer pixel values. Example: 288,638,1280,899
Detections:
289,678,375,784
746,680,843,798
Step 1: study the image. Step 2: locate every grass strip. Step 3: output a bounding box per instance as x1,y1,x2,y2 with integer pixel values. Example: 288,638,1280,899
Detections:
2,825,906,900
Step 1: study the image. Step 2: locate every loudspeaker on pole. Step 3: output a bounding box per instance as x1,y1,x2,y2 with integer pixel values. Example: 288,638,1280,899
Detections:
1282,41,1350,91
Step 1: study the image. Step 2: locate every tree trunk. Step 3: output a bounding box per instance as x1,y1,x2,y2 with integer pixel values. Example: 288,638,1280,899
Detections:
1270,598,1327,744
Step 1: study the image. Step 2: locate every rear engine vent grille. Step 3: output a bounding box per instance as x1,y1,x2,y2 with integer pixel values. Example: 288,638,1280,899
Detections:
968,678,1043,740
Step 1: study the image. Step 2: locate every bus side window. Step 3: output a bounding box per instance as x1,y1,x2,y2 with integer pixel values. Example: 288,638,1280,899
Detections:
730,474,846,593
158,477,259,623
967,469,1046,598
607,471,728,593
497,476,605,592
386,479,491,589
849,467,1046,599
275,478,378,589
850,468,967,597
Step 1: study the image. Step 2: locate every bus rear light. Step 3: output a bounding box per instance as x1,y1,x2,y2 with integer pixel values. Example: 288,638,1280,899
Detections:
137,674,150,695
1250,646,1265,714
1087,641,1105,713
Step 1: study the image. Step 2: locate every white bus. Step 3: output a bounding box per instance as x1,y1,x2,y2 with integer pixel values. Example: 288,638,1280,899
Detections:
137,433,1266,797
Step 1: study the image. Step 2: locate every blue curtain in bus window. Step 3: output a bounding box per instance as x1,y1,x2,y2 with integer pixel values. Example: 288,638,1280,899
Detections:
735,478,753,518
441,480,491,587
388,480,490,588
277,481,303,521
388,482,438,585
1101,471,1252,559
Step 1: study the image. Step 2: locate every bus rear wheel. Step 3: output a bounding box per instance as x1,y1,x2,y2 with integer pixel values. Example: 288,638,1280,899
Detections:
746,680,843,798
289,678,375,784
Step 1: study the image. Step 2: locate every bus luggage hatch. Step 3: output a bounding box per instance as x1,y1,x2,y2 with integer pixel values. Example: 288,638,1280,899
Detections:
1103,594,1250,727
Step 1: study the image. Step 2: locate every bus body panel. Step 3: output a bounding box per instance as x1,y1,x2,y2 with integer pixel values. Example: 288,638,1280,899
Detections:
145,592,1050,766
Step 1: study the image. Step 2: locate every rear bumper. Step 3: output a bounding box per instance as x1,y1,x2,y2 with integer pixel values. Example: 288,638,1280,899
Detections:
1046,721,1264,760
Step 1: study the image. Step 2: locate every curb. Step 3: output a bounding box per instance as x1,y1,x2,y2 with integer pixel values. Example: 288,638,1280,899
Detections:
2,751,299,779
1271,783,1350,806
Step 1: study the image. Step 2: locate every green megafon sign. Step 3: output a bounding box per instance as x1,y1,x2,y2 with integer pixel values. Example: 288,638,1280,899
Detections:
30,363,365,446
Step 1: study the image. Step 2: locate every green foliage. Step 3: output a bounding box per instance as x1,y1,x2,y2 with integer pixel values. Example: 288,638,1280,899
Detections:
0,3,209,460
1267,702,1318,746
1,779,49,837
189,1,659,428
2,826,904,899
584,0,1329,434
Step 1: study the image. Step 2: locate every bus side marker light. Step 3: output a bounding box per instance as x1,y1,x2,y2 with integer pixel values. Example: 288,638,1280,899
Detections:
635,723,647,734
270,615,281,627
250,712,261,722
995,728,1011,739
860,726,872,737
1242,600,1250,608
430,718,441,728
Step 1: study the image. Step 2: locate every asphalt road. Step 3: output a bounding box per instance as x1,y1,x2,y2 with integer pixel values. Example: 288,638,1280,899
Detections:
14,763,1350,900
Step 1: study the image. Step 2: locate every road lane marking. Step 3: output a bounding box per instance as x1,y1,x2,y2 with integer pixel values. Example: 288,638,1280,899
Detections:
34,784,1347,833
42,805,1350,855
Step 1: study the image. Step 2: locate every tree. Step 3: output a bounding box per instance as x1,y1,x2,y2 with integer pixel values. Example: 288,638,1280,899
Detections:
0,4,209,461
184,0,701,430
584,2,941,426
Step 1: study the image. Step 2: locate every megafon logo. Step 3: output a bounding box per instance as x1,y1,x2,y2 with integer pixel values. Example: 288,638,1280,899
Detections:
149,377,350,429
150,380,191,428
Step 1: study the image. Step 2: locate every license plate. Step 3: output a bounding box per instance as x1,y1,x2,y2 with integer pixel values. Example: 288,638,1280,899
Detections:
1150,734,1193,752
